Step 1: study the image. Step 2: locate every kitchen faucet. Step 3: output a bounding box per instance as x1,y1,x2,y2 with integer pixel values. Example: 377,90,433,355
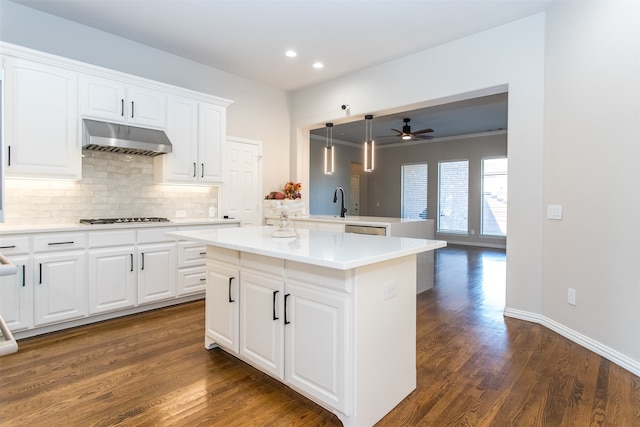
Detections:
333,187,347,218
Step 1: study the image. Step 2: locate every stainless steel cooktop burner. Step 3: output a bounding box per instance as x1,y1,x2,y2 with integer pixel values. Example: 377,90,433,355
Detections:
79,217,171,225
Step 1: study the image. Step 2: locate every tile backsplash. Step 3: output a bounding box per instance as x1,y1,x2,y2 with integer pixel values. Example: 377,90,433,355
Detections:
3,151,218,225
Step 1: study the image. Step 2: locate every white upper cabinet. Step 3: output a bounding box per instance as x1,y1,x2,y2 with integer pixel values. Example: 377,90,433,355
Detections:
3,56,81,180
154,98,227,185
79,74,166,129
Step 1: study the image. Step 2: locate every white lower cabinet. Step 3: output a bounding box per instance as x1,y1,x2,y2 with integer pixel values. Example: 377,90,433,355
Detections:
206,259,240,352
34,251,86,326
205,247,348,413
0,254,33,331
137,242,177,304
88,246,136,314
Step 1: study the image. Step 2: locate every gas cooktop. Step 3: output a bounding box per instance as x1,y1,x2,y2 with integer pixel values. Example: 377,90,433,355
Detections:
80,217,171,225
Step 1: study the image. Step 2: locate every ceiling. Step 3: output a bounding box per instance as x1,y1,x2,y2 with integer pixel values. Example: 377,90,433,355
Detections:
9,0,548,142
10,0,554,91
310,92,508,146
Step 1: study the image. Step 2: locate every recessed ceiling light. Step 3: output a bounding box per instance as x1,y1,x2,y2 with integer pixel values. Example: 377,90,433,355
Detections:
313,62,324,69
285,50,297,58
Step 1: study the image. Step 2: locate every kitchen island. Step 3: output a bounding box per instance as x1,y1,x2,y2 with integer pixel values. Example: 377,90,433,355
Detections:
167,226,446,427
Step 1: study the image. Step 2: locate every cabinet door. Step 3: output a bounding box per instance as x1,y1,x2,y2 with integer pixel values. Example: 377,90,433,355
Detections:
284,281,349,414
79,74,127,123
0,255,33,332
206,262,239,353
156,96,199,183
128,85,166,128
198,103,225,183
137,243,177,305
88,247,136,314
34,251,86,326
240,270,285,379
4,57,80,180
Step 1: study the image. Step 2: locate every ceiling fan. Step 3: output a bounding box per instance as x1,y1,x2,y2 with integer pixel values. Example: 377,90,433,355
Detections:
386,118,434,141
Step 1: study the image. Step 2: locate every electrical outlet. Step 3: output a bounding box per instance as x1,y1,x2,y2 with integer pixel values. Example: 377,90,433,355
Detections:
548,204,563,220
567,288,576,305
382,283,398,301
176,210,187,218
209,207,217,217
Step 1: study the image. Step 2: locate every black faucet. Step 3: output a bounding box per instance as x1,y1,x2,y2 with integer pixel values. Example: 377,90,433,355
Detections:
333,187,347,218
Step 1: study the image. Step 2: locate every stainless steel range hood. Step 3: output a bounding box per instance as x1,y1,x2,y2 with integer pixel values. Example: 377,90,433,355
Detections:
82,119,172,157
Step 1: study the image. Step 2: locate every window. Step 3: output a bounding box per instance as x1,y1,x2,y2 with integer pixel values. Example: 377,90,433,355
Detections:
481,157,508,236
401,163,428,219
438,160,468,233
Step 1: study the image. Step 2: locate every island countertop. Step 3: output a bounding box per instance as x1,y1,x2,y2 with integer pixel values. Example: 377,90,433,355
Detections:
166,226,446,270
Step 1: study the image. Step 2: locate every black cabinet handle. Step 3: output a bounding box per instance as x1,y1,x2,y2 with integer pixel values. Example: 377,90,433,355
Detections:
131,101,134,118
193,162,197,177
141,253,145,270
284,293,290,325
48,241,73,246
39,263,42,284
228,277,235,302
7,146,11,166
200,278,206,282
0,245,16,249
273,290,279,320
21,265,25,287
130,254,133,272
199,252,206,256
201,163,204,178
121,99,124,117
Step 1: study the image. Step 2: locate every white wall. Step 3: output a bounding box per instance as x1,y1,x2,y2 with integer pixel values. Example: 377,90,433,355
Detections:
292,15,546,317
542,1,640,364
0,0,291,197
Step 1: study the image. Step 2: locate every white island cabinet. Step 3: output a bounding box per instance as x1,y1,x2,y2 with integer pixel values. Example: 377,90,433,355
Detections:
167,226,446,427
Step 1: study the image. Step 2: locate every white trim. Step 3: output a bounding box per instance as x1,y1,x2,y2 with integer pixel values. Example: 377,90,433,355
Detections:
503,308,640,377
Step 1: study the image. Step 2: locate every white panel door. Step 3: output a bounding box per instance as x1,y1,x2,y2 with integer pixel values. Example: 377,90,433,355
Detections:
34,251,86,326
221,137,262,226
284,281,349,413
206,262,240,353
88,247,136,314
240,270,285,379
0,255,33,331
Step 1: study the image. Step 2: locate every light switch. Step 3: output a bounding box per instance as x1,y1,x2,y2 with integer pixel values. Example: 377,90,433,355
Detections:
547,204,563,220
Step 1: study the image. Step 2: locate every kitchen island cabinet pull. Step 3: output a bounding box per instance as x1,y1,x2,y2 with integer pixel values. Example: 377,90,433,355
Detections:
7,146,10,166
131,101,134,118
47,241,74,246
201,163,204,178
193,163,196,178
141,253,145,270
38,263,42,284
228,277,235,302
284,293,290,325
22,265,25,287
0,245,16,249
273,290,279,320
130,254,133,272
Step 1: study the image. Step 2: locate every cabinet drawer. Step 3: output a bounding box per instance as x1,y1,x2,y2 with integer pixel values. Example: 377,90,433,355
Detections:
178,241,207,267
34,233,86,252
0,235,30,255
137,227,177,244
177,265,206,295
88,230,136,248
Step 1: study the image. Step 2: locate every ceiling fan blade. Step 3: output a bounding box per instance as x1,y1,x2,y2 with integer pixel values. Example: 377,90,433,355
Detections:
411,128,434,135
412,134,434,140
390,128,403,134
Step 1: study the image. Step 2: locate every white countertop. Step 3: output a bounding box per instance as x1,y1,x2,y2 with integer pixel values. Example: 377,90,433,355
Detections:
167,226,446,270
269,215,431,227
0,218,241,235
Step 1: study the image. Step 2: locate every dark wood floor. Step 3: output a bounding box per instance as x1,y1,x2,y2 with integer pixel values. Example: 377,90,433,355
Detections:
1,245,639,426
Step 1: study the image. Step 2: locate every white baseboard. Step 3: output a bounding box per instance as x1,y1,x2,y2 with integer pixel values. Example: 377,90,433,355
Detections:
503,308,640,377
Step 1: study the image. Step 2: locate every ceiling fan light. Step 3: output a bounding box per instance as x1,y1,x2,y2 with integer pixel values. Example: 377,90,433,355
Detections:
402,135,412,140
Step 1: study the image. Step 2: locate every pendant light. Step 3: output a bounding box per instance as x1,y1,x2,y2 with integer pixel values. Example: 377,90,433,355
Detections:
324,123,334,175
363,114,375,172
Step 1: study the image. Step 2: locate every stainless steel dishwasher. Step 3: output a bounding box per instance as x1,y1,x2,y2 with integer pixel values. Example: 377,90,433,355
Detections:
344,224,387,236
